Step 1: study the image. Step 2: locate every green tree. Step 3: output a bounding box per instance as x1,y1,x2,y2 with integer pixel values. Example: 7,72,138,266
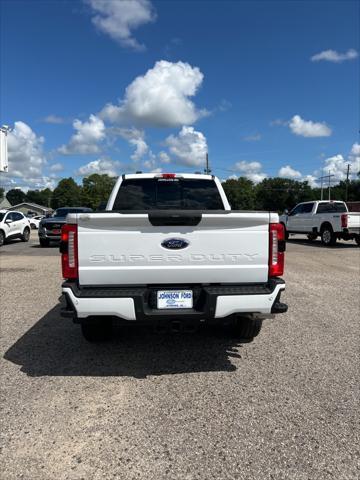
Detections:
51,178,81,209
347,179,360,201
27,188,53,207
255,178,315,212
6,188,27,205
222,177,256,210
81,174,117,210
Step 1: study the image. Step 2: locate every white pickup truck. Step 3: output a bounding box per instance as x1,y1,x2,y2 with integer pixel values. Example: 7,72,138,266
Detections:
280,200,360,246
59,173,287,342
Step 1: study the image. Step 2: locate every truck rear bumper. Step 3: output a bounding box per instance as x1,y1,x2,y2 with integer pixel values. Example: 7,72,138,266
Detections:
61,279,287,324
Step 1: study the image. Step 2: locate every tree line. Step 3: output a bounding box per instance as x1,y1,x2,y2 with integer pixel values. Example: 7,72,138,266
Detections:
1,174,359,213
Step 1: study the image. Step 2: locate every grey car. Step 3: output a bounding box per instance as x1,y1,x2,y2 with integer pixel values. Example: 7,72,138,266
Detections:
38,207,92,247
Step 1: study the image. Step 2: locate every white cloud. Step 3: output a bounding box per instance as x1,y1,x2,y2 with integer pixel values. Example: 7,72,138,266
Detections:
49,162,64,172
242,133,261,142
311,49,358,63
43,114,65,124
234,160,267,183
100,60,207,127
58,114,105,155
289,115,332,137
350,142,360,157
270,119,288,127
234,161,262,172
76,158,121,177
303,175,318,188
278,165,302,179
85,0,156,51
116,127,148,161
218,99,232,112
322,153,359,181
158,151,171,163
142,157,162,173
227,174,238,181
0,121,55,192
164,126,207,167
246,173,267,183
276,164,319,186
6,121,47,181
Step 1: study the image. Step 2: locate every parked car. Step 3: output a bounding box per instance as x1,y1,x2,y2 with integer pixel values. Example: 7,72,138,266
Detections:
38,207,92,247
28,215,44,229
59,173,287,342
0,210,31,246
280,200,360,246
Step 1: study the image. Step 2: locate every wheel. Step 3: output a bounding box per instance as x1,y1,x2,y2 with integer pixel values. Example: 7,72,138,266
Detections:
0,231,4,247
307,233,317,241
39,238,50,247
81,318,113,342
355,235,360,246
229,316,262,342
21,227,30,242
321,226,336,246
30,223,36,230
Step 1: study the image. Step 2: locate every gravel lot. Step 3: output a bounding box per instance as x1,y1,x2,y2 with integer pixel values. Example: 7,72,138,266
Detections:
1,234,359,480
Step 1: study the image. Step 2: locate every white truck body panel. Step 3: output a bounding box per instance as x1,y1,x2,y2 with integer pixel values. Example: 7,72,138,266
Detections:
62,282,286,320
71,211,275,286
347,212,360,231
214,282,285,317
280,201,360,237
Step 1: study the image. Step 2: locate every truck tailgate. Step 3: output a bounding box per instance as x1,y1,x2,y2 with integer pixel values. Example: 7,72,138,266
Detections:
73,212,272,286
347,213,360,229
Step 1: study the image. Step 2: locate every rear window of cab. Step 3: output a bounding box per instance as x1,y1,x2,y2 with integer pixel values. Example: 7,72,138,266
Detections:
113,178,225,210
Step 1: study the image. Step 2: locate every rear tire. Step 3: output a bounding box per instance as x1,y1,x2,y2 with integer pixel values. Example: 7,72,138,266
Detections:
81,318,113,342
229,316,262,342
39,238,50,247
0,231,4,247
321,226,336,246
355,235,360,246
21,227,30,242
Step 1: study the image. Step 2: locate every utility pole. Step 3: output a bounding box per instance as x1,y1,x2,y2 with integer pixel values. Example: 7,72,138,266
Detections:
345,164,350,202
204,152,211,175
320,169,324,200
318,172,334,200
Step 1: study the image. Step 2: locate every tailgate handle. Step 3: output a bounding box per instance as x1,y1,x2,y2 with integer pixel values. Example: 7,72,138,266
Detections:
148,213,202,226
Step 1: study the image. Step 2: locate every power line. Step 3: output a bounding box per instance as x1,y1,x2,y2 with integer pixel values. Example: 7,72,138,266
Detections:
345,164,350,201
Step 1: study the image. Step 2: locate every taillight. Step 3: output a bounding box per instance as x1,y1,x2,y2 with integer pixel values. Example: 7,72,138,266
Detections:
269,223,285,277
162,173,176,179
341,214,348,228
60,224,78,279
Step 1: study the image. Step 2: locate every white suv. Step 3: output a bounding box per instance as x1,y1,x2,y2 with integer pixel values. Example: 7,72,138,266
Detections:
0,210,31,246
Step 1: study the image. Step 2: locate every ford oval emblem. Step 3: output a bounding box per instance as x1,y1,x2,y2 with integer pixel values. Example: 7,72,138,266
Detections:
161,238,189,250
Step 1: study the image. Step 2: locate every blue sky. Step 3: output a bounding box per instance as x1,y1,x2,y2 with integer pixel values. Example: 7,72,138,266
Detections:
1,0,359,191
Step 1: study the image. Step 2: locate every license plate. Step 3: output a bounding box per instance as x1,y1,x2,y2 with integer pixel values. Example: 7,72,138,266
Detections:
157,290,193,309
52,229,60,235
